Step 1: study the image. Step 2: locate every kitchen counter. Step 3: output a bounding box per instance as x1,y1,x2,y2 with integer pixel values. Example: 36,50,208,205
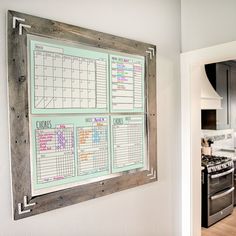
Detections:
213,149,236,161
201,128,236,161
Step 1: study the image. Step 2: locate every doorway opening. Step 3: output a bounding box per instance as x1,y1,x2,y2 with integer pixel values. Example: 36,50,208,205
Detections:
181,41,236,236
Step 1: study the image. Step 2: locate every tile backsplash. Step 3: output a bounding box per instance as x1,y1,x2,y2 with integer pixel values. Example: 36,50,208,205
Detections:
201,129,234,151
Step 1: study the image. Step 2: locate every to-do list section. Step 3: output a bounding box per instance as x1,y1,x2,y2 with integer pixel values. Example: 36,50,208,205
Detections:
110,55,144,112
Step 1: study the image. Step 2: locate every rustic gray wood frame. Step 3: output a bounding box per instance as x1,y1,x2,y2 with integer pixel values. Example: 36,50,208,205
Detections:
8,10,157,220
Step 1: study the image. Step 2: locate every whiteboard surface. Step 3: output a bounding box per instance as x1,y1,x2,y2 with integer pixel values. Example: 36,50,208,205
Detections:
28,35,146,196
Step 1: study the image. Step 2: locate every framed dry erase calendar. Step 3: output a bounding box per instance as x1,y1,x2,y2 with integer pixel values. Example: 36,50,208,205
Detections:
7,10,157,220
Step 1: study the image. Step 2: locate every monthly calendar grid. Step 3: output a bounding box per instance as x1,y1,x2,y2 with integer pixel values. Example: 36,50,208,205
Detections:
34,50,107,110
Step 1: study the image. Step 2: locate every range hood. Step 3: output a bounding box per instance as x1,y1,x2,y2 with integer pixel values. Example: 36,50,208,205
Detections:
201,65,222,110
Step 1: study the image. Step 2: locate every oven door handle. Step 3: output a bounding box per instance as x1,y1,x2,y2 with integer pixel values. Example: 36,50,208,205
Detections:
211,187,235,200
210,168,234,179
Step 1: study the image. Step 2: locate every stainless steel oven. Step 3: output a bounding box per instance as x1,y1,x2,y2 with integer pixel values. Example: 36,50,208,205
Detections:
208,168,234,195
234,160,236,205
202,155,234,227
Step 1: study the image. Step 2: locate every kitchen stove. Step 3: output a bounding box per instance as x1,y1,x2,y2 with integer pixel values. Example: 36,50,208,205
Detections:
202,155,233,173
201,154,234,227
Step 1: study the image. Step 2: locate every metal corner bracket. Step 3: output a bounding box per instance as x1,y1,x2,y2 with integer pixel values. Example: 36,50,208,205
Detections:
12,15,31,35
146,47,156,60
18,196,36,215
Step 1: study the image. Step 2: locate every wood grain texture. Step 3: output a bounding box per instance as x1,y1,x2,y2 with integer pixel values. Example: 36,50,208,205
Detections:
8,10,157,220
8,11,32,220
202,208,236,236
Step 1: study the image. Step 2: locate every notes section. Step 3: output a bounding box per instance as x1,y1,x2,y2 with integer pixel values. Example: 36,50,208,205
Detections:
111,115,145,173
29,36,108,114
31,116,110,194
110,55,145,112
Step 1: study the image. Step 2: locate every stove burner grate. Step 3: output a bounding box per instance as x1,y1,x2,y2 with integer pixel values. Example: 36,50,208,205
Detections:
201,154,233,173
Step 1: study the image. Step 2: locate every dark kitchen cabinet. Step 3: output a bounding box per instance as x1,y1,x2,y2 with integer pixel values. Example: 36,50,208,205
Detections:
230,66,236,129
234,160,236,206
202,62,233,130
215,63,231,129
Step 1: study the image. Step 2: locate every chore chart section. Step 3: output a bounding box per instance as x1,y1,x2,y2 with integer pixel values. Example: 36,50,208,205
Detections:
29,35,108,114
110,54,145,113
111,115,146,173
35,123,75,185
31,116,110,195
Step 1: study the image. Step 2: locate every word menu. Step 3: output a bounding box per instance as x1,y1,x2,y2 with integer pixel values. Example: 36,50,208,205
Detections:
110,55,144,112
28,35,146,195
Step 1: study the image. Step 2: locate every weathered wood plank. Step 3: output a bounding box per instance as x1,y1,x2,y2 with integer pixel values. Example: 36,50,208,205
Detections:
8,11,33,220
9,10,153,56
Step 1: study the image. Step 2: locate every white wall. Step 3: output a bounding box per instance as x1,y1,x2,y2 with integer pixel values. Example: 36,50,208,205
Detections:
181,0,236,52
0,0,181,235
